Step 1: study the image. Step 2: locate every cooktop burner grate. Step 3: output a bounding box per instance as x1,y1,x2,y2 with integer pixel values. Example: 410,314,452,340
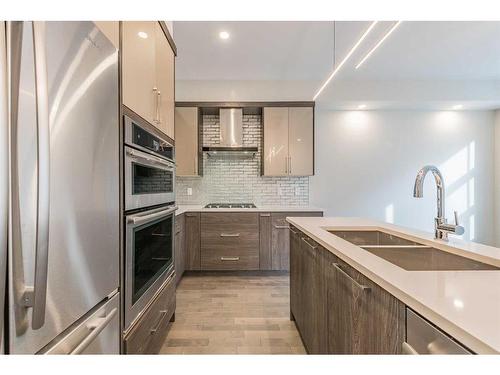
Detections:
204,203,257,209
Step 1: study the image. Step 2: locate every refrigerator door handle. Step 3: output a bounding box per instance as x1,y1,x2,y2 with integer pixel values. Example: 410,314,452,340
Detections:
0,21,9,352
69,307,118,355
21,21,51,330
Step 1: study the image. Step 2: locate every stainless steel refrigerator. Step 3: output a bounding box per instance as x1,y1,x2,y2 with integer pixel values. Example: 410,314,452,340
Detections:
1,21,120,354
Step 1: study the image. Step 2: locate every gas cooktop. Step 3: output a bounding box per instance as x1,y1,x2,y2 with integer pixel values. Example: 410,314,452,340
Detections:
204,203,257,209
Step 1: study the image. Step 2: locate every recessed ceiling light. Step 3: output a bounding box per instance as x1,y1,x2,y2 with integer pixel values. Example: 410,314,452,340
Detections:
452,104,463,110
219,31,230,40
137,31,148,39
358,104,367,109
313,21,378,101
356,21,402,69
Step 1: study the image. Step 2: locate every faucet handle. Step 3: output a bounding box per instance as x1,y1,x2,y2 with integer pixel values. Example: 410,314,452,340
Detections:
453,211,465,235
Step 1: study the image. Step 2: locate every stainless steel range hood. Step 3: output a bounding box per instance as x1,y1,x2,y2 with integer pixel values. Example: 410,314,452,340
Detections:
202,108,258,157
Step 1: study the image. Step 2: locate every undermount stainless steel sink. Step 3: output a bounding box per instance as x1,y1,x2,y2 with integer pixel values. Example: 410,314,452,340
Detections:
329,230,499,271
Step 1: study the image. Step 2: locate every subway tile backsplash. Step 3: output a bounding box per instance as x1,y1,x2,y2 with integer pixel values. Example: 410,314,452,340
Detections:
176,114,309,206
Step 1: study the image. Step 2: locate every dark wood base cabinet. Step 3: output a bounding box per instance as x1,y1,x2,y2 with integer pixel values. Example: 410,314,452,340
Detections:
174,214,185,284
289,226,328,353
185,212,201,270
177,210,323,273
201,213,259,270
290,226,405,354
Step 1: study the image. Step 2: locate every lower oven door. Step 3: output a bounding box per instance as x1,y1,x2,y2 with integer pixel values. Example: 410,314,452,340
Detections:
125,146,175,211
125,205,176,329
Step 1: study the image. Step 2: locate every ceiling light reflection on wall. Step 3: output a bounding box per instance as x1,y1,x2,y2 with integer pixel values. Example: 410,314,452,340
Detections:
355,21,402,69
219,31,230,40
452,104,464,110
313,21,378,101
358,104,367,109
137,31,148,39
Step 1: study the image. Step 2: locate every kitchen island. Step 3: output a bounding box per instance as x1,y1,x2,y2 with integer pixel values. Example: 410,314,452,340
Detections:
286,216,500,354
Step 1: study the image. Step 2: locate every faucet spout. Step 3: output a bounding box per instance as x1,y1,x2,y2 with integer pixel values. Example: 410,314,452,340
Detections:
413,165,463,240
413,165,445,219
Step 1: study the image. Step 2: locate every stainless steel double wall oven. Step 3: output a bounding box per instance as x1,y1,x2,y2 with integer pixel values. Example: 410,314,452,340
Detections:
124,115,176,329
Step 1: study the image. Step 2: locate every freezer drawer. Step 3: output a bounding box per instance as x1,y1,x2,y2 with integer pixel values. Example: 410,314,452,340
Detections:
404,308,472,354
42,292,120,354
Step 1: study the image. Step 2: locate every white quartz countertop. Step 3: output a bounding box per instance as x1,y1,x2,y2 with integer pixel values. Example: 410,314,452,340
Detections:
285,216,500,354
175,205,324,216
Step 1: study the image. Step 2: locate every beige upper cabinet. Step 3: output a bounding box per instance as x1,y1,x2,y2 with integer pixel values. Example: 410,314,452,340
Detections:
263,106,314,176
122,22,156,125
289,107,314,176
263,107,289,176
122,21,175,139
155,23,175,138
175,107,200,176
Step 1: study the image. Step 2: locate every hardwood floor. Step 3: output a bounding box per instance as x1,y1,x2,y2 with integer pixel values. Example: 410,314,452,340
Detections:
160,273,306,354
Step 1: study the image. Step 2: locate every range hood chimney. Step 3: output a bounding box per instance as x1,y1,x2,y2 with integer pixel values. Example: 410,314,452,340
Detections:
220,108,243,147
202,108,258,157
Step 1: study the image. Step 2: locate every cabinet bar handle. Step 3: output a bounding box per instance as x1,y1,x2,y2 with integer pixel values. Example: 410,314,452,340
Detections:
150,309,169,335
220,233,240,237
260,213,271,217
157,90,162,124
301,236,317,250
402,342,419,355
273,224,289,229
152,87,159,124
289,156,292,175
331,263,370,291
289,227,300,234
221,257,240,261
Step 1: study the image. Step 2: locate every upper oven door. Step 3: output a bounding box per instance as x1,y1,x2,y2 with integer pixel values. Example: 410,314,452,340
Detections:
125,205,176,330
125,146,175,211
124,115,174,162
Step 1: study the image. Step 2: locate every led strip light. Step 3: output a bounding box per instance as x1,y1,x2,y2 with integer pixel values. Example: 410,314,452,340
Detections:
313,21,378,101
355,21,402,69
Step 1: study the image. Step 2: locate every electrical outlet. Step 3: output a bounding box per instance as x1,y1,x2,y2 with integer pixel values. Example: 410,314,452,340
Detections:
187,187,193,196
295,187,301,196
277,186,283,196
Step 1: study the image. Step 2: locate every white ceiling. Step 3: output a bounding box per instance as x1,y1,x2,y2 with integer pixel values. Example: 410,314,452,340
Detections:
174,21,500,81
174,21,335,81
173,21,500,108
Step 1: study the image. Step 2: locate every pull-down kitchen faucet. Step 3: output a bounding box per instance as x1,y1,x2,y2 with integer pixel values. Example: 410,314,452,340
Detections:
413,165,464,241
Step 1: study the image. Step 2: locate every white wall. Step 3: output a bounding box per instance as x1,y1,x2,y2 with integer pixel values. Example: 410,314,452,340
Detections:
310,109,496,245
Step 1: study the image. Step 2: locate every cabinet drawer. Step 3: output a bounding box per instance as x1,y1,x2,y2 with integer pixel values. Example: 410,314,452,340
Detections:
124,273,176,354
201,225,259,246
201,247,259,270
201,212,258,226
200,213,261,270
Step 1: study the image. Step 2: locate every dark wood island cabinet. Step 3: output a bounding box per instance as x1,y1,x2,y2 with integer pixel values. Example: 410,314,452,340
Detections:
289,225,405,354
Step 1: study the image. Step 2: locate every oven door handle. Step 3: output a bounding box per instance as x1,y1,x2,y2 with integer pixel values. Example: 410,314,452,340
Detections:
126,147,174,169
127,206,178,225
